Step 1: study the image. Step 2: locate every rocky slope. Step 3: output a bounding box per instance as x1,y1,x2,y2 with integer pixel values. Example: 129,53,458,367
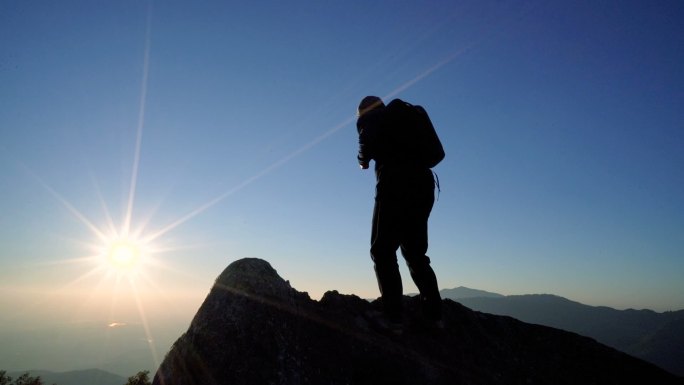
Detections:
153,258,682,385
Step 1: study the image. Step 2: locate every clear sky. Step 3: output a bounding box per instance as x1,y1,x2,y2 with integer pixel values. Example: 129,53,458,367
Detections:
1,0,683,373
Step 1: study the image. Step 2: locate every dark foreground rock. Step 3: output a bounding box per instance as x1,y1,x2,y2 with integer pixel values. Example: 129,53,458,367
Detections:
153,258,683,385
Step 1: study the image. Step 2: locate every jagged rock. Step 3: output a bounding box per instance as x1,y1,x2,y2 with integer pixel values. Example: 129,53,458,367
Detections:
153,258,683,385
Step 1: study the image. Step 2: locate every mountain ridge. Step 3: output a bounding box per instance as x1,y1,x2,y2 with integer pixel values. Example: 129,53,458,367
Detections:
152,258,683,385
440,289,684,376
7,369,125,385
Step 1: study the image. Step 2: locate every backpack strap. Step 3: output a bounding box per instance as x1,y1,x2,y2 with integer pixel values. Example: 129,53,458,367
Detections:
432,170,441,201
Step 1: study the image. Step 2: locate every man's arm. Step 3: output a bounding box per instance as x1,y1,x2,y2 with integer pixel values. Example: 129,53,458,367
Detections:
357,114,379,170
358,128,371,169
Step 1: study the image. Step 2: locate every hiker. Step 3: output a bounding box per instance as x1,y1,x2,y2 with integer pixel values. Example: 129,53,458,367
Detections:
356,95,443,327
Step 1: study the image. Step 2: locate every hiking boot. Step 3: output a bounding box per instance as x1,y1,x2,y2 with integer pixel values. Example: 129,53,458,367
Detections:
364,310,404,335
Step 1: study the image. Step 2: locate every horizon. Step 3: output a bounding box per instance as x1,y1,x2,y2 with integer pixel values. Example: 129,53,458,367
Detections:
1,0,683,376
1,276,681,377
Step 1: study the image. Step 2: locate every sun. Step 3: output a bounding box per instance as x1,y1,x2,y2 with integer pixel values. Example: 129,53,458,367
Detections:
101,237,147,275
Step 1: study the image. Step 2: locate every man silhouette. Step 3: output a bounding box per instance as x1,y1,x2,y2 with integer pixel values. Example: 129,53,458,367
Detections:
356,96,442,328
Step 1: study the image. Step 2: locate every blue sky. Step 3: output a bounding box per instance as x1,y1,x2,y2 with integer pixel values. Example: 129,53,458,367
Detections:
1,2,683,366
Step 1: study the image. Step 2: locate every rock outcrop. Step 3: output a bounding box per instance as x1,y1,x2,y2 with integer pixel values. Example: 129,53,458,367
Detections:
153,258,683,385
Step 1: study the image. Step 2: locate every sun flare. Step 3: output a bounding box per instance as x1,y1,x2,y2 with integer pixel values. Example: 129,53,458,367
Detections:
101,237,147,274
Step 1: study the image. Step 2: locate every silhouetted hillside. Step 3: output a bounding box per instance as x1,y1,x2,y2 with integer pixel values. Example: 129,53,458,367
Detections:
153,259,683,385
634,318,684,377
439,286,504,299
449,292,684,376
8,369,125,385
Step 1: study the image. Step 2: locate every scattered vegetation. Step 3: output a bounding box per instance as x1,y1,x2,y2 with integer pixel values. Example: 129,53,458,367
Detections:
124,371,152,385
0,371,51,385
0,370,152,385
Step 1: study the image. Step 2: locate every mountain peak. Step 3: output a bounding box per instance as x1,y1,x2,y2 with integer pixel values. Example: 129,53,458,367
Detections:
154,258,683,385
215,257,297,299
439,286,504,299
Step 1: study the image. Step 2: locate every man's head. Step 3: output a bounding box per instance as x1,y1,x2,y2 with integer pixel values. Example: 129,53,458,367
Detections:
357,96,385,117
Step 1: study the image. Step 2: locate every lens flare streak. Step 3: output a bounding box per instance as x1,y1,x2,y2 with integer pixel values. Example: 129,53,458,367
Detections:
25,6,493,374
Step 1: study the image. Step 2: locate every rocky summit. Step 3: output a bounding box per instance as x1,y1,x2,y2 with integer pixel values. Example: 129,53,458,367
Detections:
153,258,683,385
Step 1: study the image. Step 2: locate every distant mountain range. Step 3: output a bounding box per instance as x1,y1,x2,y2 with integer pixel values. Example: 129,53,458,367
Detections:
438,286,504,299
439,287,684,377
7,369,125,385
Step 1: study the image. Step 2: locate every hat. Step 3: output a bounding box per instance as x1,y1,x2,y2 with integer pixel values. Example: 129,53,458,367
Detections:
357,96,385,117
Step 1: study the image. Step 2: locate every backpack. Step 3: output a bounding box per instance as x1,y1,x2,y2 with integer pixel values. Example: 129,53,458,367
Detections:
396,100,445,168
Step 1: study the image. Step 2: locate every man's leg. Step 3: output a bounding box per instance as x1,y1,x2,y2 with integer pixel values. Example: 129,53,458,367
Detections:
370,199,403,322
400,192,442,321
405,254,442,321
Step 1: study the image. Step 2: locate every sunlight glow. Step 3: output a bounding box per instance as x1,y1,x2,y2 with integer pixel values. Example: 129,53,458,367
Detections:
103,238,145,273
27,2,167,372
